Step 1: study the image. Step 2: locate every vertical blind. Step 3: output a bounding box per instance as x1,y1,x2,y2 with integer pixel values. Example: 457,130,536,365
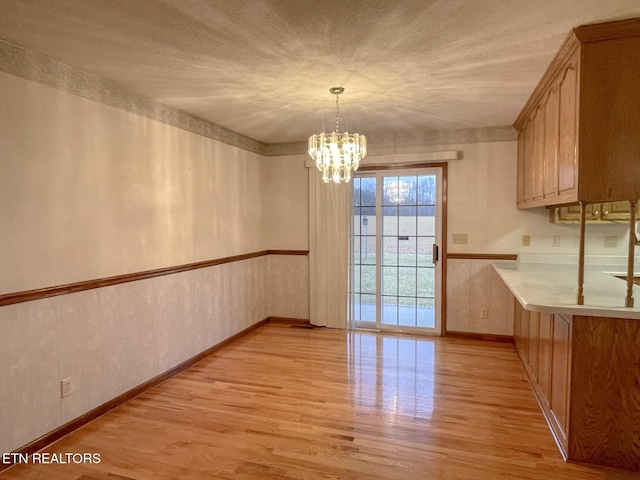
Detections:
308,168,351,328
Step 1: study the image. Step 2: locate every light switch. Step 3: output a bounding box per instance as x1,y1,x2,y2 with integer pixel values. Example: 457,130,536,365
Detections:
452,233,467,244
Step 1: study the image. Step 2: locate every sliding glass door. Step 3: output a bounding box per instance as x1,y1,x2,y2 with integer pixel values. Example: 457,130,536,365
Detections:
350,168,443,334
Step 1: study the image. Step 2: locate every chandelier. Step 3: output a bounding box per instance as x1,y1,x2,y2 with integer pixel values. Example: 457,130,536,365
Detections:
308,87,367,184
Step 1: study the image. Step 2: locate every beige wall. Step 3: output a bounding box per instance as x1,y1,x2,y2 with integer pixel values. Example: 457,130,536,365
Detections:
261,154,309,250
0,71,308,454
0,71,267,294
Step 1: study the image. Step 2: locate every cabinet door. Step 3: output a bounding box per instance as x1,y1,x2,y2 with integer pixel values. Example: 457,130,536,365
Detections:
537,313,553,404
532,106,545,202
517,130,526,206
557,56,579,199
519,307,530,361
552,203,600,223
543,88,560,199
528,311,540,380
514,301,529,361
601,200,640,222
522,119,535,205
550,314,571,441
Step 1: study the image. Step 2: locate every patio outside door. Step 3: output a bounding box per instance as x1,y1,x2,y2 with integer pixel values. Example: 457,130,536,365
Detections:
350,168,443,334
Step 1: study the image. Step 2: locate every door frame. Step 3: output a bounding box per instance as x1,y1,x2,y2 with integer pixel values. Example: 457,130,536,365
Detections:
350,162,448,335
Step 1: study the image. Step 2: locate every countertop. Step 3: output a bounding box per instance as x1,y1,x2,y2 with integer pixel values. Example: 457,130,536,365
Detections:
493,254,640,319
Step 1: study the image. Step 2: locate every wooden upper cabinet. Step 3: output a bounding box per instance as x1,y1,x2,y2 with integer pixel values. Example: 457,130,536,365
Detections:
543,88,560,199
532,106,545,202
514,18,640,209
516,130,526,205
556,60,578,200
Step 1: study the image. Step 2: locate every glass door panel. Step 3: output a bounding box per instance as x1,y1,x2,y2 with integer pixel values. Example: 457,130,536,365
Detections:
351,169,442,334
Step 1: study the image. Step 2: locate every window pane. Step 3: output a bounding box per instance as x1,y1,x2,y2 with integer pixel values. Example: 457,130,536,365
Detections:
399,206,416,236
360,177,376,207
400,176,417,205
382,237,398,266
398,299,417,327
399,267,416,297
352,265,361,292
382,266,397,295
417,175,436,205
352,293,361,320
382,207,397,235
352,236,361,264
360,294,376,322
360,265,376,294
381,297,398,325
417,237,435,266
361,236,376,265
383,177,399,205
398,237,416,266
417,213,435,236
417,267,434,298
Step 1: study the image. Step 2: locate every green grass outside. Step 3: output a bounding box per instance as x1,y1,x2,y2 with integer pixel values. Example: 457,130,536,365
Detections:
352,253,435,307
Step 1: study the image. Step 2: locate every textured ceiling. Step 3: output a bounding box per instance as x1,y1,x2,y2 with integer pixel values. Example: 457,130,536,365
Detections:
1,0,640,145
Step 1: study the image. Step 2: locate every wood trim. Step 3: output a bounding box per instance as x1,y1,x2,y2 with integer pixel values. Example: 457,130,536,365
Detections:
0,318,271,472
446,253,518,261
304,152,459,169
441,162,448,335
0,250,309,307
357,161,452,172
267,316,311,325
266,250,309,256
573,17,640,43
445,331,515,344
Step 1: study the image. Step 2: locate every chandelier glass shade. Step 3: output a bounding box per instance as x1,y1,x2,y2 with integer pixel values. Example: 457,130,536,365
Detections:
308,87,367,184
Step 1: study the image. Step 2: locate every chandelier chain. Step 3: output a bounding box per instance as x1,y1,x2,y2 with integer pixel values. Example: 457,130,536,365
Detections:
335,93,340,133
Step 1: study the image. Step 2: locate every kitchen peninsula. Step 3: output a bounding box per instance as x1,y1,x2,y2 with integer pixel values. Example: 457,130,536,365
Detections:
494,257,640,471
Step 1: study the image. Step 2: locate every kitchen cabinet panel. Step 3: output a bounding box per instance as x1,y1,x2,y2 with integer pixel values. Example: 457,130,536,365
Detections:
550,314,571,445
528,311,540,381
556,60,578,200
543,88,560,199
515,19,640,209
537,312,552,404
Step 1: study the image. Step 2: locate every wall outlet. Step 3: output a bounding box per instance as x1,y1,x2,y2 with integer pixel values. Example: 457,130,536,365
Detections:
552,235,561,247
452,233,468,244
522,235,531,246
61,378,72,398
480,308,489,319
604,235,618,248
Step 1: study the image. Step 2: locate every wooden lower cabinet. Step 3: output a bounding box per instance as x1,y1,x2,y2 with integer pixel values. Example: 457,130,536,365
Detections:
549,314,570,451
513,301,640,471
536,312,552,404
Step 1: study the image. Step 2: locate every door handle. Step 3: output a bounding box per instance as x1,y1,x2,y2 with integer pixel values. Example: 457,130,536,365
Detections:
432,244,439,264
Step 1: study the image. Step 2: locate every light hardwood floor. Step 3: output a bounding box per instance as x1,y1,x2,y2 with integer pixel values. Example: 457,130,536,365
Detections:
2,323,638,479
